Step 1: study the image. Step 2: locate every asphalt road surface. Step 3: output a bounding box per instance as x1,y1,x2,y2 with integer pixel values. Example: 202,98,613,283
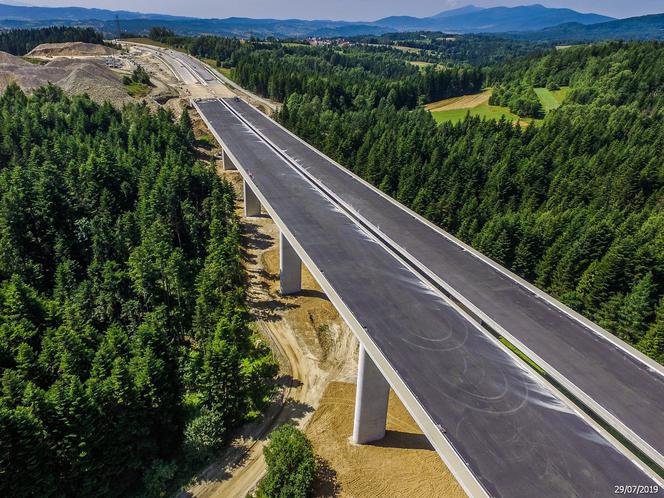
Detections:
195,98,660,498
224,97,664,467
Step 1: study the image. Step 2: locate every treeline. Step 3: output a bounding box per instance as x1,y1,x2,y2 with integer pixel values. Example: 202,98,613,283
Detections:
349,32,544,66
277,41,664,364
231,45,483,109
148,30,483,109
0,26,103,55
0,85,275,496
487,41,664,111
490,83,544,118
149,27,241,66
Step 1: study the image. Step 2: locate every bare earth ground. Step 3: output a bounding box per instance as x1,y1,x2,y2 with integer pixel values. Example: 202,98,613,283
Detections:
27,42,117,57
0,52,133,105
308,382,466,498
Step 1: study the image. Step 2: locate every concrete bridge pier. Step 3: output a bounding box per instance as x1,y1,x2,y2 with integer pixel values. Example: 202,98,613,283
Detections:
222,149,237,171
352,345,390,444
280,232,302,295
244,181,262,217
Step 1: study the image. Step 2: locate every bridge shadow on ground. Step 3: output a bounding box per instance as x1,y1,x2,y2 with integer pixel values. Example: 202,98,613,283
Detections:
369,430,435,451
296,288,328,300
240,220,274,264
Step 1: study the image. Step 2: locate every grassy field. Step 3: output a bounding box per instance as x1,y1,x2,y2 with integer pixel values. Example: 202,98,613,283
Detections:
535,86,569,112
218,67,234,79
431,101,522,124
551,87,569,103
21,56,47,65
427,90,537,125
535,88,560,112
124,82,151,98
409,60,434,68
197,57,235,80
429,86,568,124
393,45,422,54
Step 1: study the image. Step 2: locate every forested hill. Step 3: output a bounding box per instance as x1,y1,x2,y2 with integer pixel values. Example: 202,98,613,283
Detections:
0,85,275,496
487,42,664,110
0,26,103,55
272,41,664,364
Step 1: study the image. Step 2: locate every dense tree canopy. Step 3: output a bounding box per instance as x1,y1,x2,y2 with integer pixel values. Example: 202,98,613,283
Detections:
0,85,276,496
149,27,241,66
230,44,483,109
347,32,546,66
257,424,316,498
146,30,484,109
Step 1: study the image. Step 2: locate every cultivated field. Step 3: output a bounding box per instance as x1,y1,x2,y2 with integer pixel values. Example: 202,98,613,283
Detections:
431,101,524,124
426,90,528,125
409,60,434,68
425,90,491,112
393,45,422,54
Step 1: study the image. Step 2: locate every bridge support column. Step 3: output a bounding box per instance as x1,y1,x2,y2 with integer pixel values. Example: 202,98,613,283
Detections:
352,345,390,444
222,149,237,171
279,232,301,295
244,181,261,217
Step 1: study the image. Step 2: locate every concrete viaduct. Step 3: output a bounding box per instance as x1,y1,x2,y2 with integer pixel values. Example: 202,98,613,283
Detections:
195,97,663,497
129,42,664,496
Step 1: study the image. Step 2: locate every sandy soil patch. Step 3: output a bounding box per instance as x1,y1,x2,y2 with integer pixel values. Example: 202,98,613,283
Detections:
0,52,30,65
308,382,466,498
27,42,117,58
426,90,491,112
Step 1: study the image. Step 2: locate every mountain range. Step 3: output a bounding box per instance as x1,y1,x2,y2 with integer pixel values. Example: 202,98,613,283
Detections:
373,4,612,32
0,3,661,41
0,3,187,22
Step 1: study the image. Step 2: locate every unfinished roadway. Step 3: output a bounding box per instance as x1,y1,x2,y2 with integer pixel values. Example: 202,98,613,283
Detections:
194,96,663,498
136,41,664,496
222,98,664,468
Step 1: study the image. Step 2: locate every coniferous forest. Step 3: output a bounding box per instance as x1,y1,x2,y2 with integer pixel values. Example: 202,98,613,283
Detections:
0,85,275,496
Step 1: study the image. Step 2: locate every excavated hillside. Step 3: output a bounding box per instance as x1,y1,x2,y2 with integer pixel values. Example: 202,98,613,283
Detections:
0,52,131,105
27,42,117,58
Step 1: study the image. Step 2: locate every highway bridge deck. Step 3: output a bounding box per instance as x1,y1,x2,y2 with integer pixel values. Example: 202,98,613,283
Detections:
194,97,659,497
224,97,664,468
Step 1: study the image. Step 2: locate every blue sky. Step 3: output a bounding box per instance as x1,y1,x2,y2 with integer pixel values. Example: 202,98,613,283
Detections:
24,1,664,20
